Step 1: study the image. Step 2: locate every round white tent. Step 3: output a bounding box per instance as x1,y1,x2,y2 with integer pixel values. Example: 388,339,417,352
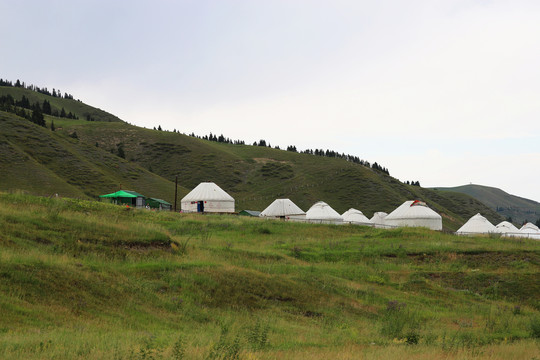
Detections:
305,201,343,224
520,223,540,232
495,221,520,237
370,212,388,228
181,182,235,213
342,208,372,226
384,200,442,231
455,213,496,235
260,199,305,220
518,223,540,239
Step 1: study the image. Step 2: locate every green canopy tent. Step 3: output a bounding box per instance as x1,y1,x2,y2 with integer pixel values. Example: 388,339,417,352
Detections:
99,190,146,208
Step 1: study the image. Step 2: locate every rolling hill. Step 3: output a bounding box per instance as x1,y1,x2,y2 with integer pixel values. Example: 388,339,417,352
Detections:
433,184,540,226
0,85,505,231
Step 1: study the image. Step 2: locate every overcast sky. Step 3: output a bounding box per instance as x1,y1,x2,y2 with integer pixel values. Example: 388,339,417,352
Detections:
2,0,539,201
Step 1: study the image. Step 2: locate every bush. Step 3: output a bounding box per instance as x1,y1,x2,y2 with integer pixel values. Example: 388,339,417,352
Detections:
530,317,540,338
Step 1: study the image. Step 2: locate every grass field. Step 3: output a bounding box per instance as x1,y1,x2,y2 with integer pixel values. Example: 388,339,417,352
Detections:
0,192,538,359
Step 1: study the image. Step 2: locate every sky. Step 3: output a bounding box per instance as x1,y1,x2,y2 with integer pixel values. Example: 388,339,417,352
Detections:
1,0,539,201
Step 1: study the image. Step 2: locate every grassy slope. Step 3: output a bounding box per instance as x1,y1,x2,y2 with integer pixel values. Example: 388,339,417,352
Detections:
0,111,186,200
0,192,538,359
434,184,540,225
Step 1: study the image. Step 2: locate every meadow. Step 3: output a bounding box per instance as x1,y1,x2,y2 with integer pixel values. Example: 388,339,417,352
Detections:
0,192,539,359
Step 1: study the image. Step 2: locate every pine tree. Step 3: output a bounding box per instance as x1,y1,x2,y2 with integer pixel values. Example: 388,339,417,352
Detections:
50,120,55,131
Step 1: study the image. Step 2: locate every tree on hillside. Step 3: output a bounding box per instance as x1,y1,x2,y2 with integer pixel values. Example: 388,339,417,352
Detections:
42,99,52,115
50,120,55,131
117,143,125,159
158,125,162,131
31,105,45,127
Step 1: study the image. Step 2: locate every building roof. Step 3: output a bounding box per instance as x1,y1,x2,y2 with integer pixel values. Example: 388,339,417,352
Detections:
181,182,234,202
239,210,261,217
385,200,441,221
305,201,342,221
148,198,172,205
99,190,146,198
342,208,371,224
495,221,519,234
260,199,305,217
520,222,540,233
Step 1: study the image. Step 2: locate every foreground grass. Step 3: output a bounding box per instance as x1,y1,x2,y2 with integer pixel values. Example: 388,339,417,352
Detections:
0,192,539,359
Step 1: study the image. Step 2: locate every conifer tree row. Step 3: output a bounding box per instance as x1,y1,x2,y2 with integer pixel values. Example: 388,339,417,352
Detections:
182,131,391,175
0,78,75,100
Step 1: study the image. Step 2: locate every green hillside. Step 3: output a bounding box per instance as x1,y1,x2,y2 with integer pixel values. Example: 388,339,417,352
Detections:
0,111,186,201
433,184,540,226
0,192,538,359
0,85,505,231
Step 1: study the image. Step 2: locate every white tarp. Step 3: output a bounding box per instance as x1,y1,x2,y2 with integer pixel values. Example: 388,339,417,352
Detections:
342,208,372,225
384,200,442,231
456,213,496,235
260,199,305,220
181,182,235,213
305,201,343,224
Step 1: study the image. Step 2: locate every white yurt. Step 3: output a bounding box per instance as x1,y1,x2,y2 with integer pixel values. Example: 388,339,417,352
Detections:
520,223,540,232
518,223,540,239
260,199,305,220
495,221,520,237
455,213,496,235
181,182,235,213
370,212,388,228
342,208,372,226
384,200,442,231
305,201,343,224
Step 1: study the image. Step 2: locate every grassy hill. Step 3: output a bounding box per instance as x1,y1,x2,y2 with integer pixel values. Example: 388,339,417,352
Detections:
0,85,505,231
0,192,538,359
433,184,540,226
0,111,186,201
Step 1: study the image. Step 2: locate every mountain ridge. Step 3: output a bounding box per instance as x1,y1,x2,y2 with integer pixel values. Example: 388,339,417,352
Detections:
432,184,540,226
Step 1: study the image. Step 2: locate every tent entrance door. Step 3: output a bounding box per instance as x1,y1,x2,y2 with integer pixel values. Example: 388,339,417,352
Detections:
197,201,205,212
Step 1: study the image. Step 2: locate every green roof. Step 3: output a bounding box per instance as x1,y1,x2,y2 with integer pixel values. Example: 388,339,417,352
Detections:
99,190,146,198
148,198,172,205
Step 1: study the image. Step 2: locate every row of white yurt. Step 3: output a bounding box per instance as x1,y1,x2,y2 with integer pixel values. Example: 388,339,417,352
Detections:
456,214,540,239
180,184,536,238
260,199,443,230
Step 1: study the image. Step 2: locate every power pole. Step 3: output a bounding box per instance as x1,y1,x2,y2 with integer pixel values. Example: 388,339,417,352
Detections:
174,175,178,212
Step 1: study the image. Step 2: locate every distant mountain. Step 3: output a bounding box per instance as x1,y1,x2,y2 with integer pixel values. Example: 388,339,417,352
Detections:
431,184,540,226
0,85,505,231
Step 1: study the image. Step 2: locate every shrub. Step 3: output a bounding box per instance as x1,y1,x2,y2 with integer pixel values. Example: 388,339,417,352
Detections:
530,317,540,338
